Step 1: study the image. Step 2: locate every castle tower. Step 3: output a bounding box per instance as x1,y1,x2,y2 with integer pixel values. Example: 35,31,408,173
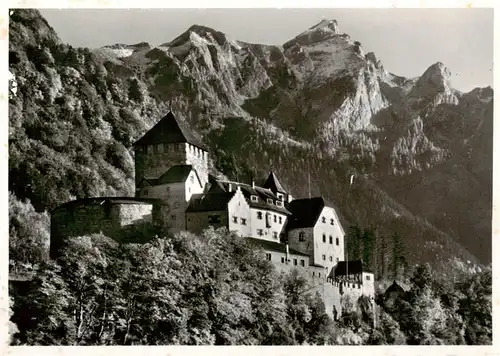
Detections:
262,171,293,202
133,112,210,195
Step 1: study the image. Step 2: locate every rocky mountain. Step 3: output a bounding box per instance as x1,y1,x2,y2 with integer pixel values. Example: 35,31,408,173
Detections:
8,10,492,269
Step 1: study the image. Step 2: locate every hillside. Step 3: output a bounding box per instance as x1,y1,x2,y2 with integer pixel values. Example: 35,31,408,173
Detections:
8,9,491,268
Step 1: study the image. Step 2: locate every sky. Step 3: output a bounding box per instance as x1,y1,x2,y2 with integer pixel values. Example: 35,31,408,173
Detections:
38,8,493,92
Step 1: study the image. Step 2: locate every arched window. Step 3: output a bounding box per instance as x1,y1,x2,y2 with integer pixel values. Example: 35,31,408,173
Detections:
299,231,305,241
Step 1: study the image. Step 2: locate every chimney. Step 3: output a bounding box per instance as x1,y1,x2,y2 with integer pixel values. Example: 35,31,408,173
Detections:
252,179,255,189
285,243,290,264
228,183,233,192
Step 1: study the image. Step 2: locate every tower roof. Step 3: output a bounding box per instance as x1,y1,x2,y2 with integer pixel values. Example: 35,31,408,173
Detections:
133,112,208,151
286,197,326,229
263,171,287,194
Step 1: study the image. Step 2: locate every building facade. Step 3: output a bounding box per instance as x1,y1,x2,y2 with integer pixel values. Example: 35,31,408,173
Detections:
50,111,375,318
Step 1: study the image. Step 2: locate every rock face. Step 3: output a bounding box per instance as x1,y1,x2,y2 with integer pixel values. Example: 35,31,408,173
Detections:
8,10,492,266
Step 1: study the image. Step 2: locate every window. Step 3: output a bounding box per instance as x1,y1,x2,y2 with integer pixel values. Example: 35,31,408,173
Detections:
299,231,305,242
319,273,321,278
266,253,271,261
257,211,263,220
329,256,333,262
279,216,282,223
251,195,258,202
274,214,277,222
174,144,179,152
281,257,285,263
233,216,238,223
358,284,361,289
322,254,326,261
273,231,278,239
166,186,170,193
143,188,148,196
322,217,326,223
293,259,297,266
276,201,283,207
190,175,195,183
267,198,273,205
171,214,176,221
336,237,339,246
257,229,263,236
366,275,371,281
328,235,332,244
300,259,305,267
208,215,221,224
313,272,315,276
330,218,334,225
241,218,247,225
322,234,326,243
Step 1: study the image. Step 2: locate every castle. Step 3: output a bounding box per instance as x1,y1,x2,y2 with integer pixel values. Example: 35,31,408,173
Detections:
50,112,375,318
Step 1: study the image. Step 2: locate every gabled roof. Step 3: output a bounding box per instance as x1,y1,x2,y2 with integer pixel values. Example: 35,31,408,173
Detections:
286,197,326,229
158,165,200,185
133,112,208,151
334,260,374,277
186,191,236,213
385,280,411,293
263,171,287,194
137,177,160,188
246,237,310,257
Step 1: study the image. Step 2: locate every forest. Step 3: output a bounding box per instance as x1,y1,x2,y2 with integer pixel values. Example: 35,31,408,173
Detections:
9,226,491,345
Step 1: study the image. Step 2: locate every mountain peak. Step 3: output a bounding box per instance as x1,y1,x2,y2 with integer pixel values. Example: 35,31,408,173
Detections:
410,61,453,98
308,19,340,34
165,24,228,48
283,19,343,48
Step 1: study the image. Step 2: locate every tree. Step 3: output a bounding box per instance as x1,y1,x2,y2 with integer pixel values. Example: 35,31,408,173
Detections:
391,232,406,279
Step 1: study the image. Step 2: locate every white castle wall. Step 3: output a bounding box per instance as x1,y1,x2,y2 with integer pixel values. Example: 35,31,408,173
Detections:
312,206,345,276
249,207,288,242
227,189,252,237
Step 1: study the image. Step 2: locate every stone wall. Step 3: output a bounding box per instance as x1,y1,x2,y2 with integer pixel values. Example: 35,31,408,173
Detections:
185,143,209,189
135,143,186,187
186,209,228,234
288,227,315,259
50,199,158,258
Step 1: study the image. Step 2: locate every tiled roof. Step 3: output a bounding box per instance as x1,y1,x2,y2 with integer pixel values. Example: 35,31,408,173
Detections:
286,197,326,229
215,181,292,215
333,260,374,277
186,191,236,212
246,237,310,257
133,112,208,151
158,165,198,185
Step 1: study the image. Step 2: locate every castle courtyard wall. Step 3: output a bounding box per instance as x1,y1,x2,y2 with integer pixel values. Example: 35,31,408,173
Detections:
50,200,158,258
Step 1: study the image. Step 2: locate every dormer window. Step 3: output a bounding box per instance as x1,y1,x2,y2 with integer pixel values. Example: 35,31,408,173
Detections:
267,198,273,205
277,193,283,200
251,195,258,202
276,201,283,207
